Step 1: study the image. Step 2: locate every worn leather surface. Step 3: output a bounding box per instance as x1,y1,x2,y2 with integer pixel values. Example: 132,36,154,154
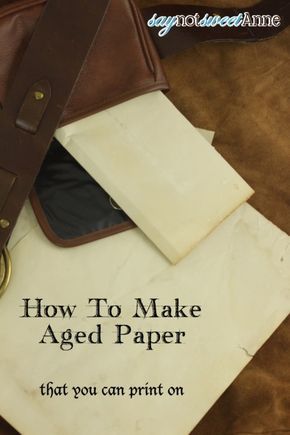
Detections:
142,0,290,57
0,0,290,434
0,0,113,255
0,0,168,256
139,1,290,434
0,0,168,125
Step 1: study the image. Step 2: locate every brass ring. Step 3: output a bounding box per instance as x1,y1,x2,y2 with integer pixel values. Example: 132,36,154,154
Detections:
0,247,12,297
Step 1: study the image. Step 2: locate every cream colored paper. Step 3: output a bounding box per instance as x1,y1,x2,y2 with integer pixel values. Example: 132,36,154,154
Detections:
56,92,253,263
196,127,215,144
0,202,289,435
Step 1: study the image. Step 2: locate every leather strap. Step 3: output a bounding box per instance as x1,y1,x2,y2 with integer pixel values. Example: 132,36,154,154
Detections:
0,0,111,254
143,0,290,57
1,0,290,255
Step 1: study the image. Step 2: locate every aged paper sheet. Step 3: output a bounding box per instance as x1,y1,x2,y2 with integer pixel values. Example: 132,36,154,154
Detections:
56,92,253,263
0,202,288,435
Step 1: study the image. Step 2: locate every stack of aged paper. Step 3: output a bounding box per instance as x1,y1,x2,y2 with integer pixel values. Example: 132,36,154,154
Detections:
0,92,288,435
56,92,253,263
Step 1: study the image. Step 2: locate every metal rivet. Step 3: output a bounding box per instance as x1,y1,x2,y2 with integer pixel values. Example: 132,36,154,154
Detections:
34,91,45,101
109,197,122,211
0,219,10,229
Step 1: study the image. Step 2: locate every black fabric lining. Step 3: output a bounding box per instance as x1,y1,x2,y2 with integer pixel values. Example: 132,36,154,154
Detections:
34,139,131,241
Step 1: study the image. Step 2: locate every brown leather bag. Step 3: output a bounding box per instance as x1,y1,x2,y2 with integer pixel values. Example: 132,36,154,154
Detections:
0,0,169,259
0,0,168,125
0,0,289,295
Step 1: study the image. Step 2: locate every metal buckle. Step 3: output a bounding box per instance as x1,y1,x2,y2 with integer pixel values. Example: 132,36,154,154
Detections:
0,247,11,297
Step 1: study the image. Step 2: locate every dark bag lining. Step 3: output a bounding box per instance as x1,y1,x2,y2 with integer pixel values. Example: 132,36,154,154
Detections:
30,140,135,247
